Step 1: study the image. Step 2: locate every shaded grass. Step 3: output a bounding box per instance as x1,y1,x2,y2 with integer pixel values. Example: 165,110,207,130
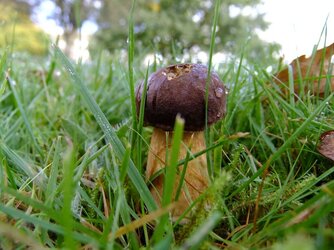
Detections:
53,45,156,213
0,45,333,248
0,4,334,250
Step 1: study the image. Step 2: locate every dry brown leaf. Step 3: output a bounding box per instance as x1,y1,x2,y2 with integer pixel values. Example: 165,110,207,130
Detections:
274,43,334,96
317,130,334,161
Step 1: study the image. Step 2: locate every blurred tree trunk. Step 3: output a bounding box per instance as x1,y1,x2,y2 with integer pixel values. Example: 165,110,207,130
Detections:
55,0,82,55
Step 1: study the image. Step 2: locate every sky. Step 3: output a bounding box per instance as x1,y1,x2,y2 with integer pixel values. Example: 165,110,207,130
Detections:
34,0,334,63
260,0,334,62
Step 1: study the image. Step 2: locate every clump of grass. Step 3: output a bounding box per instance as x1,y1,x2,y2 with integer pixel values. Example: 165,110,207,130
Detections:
0,2,334,250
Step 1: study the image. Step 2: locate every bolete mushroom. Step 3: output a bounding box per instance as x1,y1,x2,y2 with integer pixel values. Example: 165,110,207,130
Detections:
135,63,227,220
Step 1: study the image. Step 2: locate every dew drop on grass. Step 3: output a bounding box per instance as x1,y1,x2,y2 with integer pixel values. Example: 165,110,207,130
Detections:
96,114,113,137
67,67,75,76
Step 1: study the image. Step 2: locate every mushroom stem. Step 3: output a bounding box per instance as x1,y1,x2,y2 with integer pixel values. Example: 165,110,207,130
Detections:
146,127,209,220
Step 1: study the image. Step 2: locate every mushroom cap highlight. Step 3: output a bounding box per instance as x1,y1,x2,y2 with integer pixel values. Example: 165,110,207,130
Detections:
135,63,227,131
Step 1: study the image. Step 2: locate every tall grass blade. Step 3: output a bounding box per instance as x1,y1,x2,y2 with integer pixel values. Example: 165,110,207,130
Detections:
0,142,45,187
180,211,222,250
3,157,16,189
53,45,156,211
0,50,7,96
119,192,140,248
288,65,295,107
205,0,222,177
77,186,105,219
6,75,43,157
0,203,98,246
128,0,138,148
61,144,77,249
120,146,131,184
162,115,184,206
1,185,102,238
152,115,184,242
229,92,334,198
45,137,61,205
175,150,190,201
136,64,149,169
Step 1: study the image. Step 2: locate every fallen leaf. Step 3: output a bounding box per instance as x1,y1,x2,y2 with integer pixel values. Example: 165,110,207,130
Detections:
274,43,334,96
317,130,334,161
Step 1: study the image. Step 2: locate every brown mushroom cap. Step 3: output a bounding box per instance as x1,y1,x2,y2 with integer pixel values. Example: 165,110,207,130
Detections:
135,63,227,131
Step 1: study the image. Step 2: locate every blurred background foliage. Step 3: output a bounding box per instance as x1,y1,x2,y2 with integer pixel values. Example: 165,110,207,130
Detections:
93,0,280,65
0,0,49,55
0,0,280,65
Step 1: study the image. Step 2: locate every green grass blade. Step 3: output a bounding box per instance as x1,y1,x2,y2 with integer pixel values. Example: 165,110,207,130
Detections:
1,184,102,241
77,186,106,219
180,211,222,250
229,92,334,198
53,45,156,212
0,203,98,246
162,115,184,206
136,64,149,169
152,115,184,243
152,233,173,250
264,94,333,165
0,142,45,187
0,50,7,96
120,146,131,184
6,75,43,157
205,0,222,178
106,192,122,248
207,0,221,72
119,192,140,248
175,149,190,201
45,137,61,205
128,0,138,148
74,140,109,183
3,157,16,189
288,65,295,107
61,144,78,249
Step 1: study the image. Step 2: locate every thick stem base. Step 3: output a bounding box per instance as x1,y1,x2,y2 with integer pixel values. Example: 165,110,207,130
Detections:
146,128,209,221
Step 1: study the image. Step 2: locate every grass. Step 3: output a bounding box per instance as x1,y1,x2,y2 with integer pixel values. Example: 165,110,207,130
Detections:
1,4,334,250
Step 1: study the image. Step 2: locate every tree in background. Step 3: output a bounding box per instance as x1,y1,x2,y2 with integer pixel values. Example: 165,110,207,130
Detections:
0,0,48,55
3,0,98,55
93,0,280,65
6,0,279,64
47,0,99,55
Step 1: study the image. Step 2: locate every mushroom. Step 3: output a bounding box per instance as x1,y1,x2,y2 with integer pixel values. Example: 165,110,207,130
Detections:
135,63,227,220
